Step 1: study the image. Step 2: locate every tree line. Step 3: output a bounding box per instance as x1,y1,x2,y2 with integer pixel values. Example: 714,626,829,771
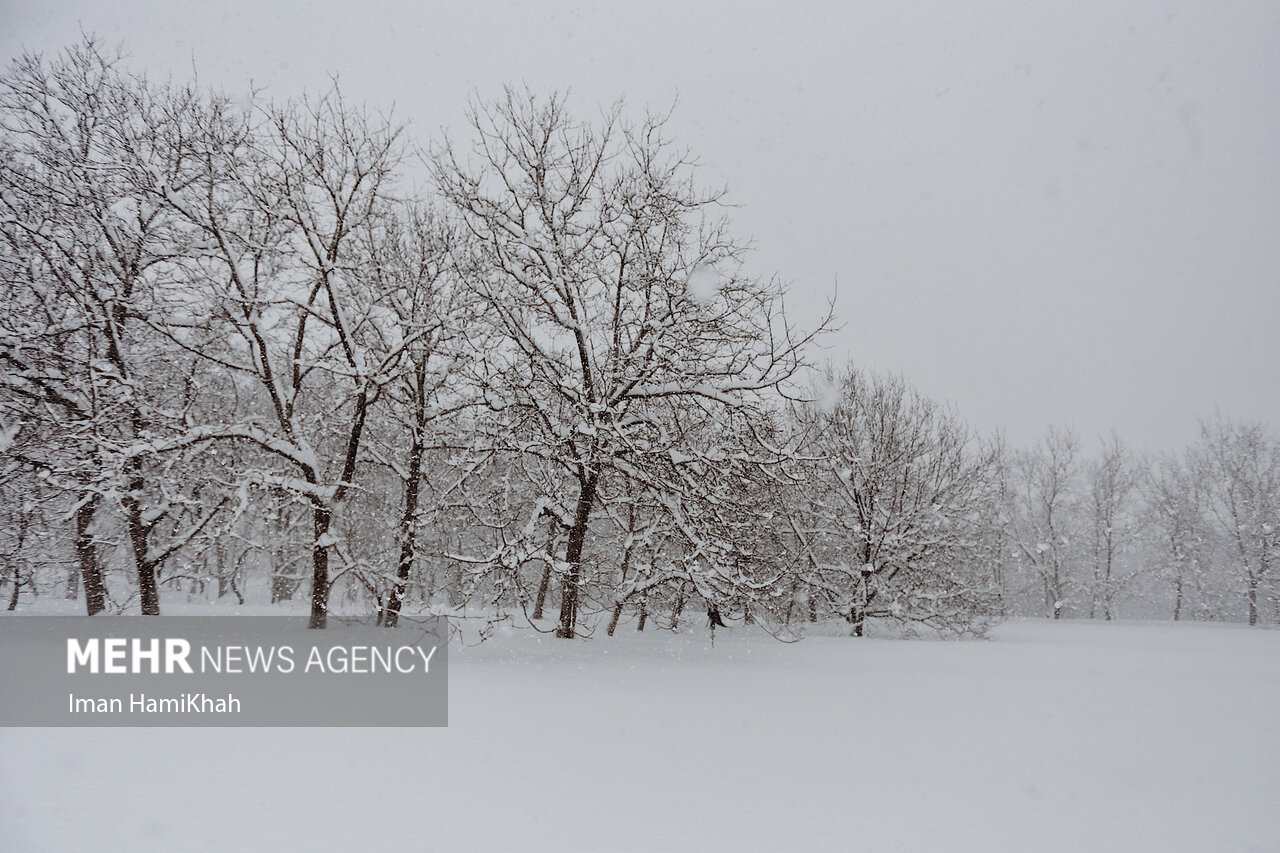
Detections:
1,39,1275,635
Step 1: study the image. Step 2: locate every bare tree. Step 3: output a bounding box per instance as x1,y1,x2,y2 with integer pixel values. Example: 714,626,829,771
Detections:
155,85,413,627
0,38,226,614
433,90,827,637
1008,427,1081,619
1086,433,1138,620
357,204,486,627
1196,417,1279,626
794,368,1002,636
1145,449,1215,621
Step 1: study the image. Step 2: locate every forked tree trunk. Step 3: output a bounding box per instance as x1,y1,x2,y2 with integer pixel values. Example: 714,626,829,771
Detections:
311,385,370,630
556,471,599,639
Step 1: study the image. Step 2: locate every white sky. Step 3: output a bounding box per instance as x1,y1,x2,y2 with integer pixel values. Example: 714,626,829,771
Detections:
4,0,1278,450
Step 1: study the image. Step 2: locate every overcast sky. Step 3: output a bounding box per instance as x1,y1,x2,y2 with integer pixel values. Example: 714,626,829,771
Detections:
4,0,1278,450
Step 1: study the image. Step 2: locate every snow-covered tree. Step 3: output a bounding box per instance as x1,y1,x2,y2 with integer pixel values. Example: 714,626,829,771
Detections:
0,38,225,614
154,85,417,627
1195,417,1279,625
1085,433,1138,620
1144,448,1218,621
433,90,826,637
356,204,487,627
1007,426,1082,619
793,368,1002,636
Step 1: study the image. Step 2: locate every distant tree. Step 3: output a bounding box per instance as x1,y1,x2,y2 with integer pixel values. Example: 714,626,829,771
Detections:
1145,449,1216,621
794,368,1002,636
1008,427,1081,619
1085,433,1138,620
619,408,807,633
1196,417,1279,626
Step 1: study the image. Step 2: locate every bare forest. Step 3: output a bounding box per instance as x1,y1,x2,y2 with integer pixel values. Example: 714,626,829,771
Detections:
2,39,1277,637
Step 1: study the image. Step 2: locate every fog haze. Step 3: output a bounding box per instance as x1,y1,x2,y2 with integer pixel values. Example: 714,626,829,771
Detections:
4,0,1277,448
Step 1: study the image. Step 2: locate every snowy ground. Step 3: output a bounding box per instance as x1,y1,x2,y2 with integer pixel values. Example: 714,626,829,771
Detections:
2,618,1278,852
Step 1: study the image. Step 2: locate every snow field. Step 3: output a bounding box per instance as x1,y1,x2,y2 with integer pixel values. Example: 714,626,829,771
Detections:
1,619,1277,852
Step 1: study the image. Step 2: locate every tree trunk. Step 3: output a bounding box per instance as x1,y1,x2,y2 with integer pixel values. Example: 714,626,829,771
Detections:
1050,569,1063,620
607,601,624,636
636,602,647,631
849,607,865,637
76,497,106,617
309,502,332,629
1247,575,1259,626
532,520,558,621
106,303,158,616
229,551,246,605
122,470,159,615
7,507,29,610
217,548,230,599
6,562,19,610
532,563,553,621
1173,573,1184,621
670,582,687,630
607,512,637,637
315,382,370,629
271,573,294,604
1089,555,1100,619
556,472,599,639
783,578,799,626
269,514,292,603
1103,549,1114,620
384,421,426,630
